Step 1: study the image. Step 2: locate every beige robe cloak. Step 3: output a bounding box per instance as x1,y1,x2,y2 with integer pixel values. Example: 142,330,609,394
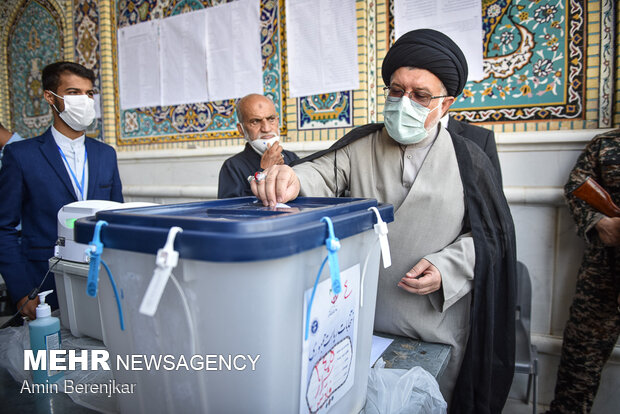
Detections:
294,126,475,403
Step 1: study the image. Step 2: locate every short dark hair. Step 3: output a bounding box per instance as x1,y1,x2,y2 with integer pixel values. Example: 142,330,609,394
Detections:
42,61,96,92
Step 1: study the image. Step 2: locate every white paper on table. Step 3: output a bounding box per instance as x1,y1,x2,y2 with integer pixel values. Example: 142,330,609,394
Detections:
117,20,162,109
369,335,394,368
159,9,209,106
394,0,484,81
286,0,359,97
205,0,263,101
300,264,360,414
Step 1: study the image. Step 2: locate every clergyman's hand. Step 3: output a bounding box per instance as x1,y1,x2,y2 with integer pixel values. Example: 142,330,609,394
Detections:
595,216,620,246
17,295,39,320
398,258,442,295
260,141,284,169
250,165,300,207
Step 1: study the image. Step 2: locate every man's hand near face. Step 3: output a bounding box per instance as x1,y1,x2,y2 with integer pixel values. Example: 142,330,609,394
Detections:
260,141,284,169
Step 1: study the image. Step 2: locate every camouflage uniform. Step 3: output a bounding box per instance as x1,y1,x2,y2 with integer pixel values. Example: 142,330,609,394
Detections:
548,129,620,413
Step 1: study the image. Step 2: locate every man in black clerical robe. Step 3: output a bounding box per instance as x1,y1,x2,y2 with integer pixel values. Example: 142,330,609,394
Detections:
253,29,517,414
446,116,502,184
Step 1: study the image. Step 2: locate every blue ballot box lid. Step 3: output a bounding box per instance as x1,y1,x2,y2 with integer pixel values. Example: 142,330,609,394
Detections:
74,197,394,262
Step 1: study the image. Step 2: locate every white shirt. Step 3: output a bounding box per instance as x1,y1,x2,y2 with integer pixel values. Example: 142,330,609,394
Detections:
440,113,450,127
52,126,89,200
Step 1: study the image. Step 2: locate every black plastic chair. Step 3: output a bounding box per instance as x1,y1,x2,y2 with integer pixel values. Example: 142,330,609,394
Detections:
514,261,538,414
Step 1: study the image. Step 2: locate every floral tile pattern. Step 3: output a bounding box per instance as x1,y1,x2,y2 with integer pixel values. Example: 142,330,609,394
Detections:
75,0,102,138
7,1,63,138
388,0,586,123
298,92,352,130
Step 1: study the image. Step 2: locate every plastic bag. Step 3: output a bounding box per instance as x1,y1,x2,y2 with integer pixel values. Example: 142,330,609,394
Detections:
364,358,447,414
0,324,32,383
0,320,118,413
57,330,118,414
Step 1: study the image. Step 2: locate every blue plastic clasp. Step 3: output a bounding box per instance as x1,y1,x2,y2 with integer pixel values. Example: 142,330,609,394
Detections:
86,220,108,297
321,216,341,295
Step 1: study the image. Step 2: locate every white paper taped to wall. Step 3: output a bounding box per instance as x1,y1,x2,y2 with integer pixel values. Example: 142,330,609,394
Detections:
394,0,484,81
117,0,263,109
118,20,161,109
285,0,360,97
205,0,263,101
159,9,209,106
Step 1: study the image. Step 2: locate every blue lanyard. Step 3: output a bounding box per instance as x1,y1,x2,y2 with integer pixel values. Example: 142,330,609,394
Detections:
57,144,87,200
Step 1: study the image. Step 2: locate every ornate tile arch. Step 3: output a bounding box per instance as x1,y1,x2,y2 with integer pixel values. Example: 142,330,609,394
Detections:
6,0,64,138
115,0,287,145
2,1,102,139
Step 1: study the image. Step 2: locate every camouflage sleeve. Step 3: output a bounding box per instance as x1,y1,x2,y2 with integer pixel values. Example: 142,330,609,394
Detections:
563,137,605,243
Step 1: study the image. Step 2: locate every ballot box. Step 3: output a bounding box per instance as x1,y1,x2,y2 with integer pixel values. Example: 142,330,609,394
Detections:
52,258,104,341
74,197,393,414
52,201,157,343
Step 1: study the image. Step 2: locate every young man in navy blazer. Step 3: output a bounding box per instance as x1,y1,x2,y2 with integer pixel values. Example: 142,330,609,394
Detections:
0,61,123,319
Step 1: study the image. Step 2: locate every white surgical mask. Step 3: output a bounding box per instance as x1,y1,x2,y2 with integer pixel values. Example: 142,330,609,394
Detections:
48,91,96,131
249,136,279,155
242,125,279,155
383,96,442,145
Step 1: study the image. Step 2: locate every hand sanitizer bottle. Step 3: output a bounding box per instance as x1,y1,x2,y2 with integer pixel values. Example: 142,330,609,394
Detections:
29,290,63,384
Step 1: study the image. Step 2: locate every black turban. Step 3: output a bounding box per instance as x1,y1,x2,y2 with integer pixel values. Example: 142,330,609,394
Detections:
381,29,468,97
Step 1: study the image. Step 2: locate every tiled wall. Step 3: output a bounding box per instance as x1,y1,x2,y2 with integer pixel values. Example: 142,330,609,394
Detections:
1,0,617,148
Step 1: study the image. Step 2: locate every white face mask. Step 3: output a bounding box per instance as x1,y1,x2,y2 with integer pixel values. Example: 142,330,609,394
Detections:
249,136,279,155
48,91,96,131
241,125,279,155
383,96,443,145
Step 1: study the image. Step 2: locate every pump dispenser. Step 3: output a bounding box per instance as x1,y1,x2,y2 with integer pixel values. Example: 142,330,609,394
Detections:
29,290,63,384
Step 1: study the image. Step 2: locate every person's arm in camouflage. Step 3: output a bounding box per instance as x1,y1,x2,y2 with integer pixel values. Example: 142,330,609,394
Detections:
563,138,606,243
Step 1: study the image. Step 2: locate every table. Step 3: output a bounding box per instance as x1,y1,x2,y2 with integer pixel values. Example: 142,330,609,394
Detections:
376,333,452,380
